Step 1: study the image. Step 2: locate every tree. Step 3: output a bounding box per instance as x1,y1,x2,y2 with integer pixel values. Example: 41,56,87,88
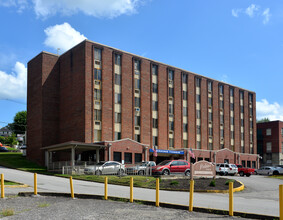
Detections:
10,110,27,135
5,134,17,147
257,117,270,123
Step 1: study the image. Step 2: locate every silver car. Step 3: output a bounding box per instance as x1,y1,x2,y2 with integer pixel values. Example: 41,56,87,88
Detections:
126,161,156,175
84,161,125,175
255,166,276,175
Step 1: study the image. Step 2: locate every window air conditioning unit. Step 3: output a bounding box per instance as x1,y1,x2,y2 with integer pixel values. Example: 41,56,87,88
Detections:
169,79,173,85
94,80,101,85
95,60,101,65
169,97,173,101
95,121,101,126
135,89,140,94
135,126,140,131
169,131,174,135
135,107,140,112
95,101,101,105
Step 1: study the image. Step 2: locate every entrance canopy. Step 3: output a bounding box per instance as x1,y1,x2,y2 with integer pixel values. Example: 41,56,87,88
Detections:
41,141,104,169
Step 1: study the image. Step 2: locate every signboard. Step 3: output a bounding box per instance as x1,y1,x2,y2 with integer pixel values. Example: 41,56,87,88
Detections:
149,149,184,155
191,160,215,178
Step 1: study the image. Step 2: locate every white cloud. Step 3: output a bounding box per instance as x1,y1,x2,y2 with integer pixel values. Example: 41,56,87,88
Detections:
232,4,271,24
0,62,27,100
262,8,271,24
245,4,259,17
33,0,142,19
0,0,28,12
256,99,283,121
44,23,87,52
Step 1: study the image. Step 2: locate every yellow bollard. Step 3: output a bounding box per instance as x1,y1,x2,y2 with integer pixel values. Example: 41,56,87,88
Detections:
130,177,134,203
1,174,4,198
156,178,159,207
280,185,283,220
34,173,37,195
70,176,74,199
189,180,194,212
104,177,108,200
229,182,234,216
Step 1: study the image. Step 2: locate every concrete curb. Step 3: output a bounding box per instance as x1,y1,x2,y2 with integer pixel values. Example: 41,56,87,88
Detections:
18,192,278,220
197,180,245,193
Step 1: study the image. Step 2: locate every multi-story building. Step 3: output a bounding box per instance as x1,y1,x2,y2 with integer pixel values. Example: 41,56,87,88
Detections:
257,121,283,166
27,40,259,168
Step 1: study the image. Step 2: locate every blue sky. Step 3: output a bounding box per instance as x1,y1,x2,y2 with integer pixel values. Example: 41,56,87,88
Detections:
0,0,282,128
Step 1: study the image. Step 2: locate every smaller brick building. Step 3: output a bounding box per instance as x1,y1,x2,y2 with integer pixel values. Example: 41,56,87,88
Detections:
257,121,283,166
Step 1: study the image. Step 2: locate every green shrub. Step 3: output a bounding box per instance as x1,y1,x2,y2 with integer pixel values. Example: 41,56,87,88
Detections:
209,180,216,187
170,180,179,185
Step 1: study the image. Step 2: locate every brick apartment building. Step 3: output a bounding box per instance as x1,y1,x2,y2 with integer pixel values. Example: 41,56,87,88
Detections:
27,39,259,169
257,121,283,166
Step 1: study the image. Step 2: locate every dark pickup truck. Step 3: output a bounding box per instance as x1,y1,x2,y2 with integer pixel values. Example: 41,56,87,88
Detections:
236,164,255,177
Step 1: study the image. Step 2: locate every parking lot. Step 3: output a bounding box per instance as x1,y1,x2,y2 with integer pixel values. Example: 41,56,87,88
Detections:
0,195,250,220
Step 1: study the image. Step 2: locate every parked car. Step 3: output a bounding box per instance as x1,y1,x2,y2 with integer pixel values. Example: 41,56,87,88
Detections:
84,161,125,175
216,163,238,176
236,164,255,177
271,167,283,175
126,161,156,175
0,146,8,152
254,166,276,175
151,160,190,176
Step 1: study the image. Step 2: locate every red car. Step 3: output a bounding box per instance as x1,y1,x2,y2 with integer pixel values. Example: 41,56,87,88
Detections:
152,160,190,176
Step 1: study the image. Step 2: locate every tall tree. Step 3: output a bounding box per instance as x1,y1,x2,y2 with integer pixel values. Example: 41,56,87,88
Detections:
11,111,27,135
257,117,270,123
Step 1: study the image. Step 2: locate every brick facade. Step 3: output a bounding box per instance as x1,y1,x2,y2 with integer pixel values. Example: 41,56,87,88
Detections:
27,40,258,167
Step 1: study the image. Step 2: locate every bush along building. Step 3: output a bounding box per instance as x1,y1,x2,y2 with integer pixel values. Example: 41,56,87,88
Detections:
257,120,283,166
27,40,259,170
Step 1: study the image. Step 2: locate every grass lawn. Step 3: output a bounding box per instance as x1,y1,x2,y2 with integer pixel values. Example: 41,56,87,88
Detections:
269,175,283,179
0,152,48,174
58,174,158,188
4,180,20,186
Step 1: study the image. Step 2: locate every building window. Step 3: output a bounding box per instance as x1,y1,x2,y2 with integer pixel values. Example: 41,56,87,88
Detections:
249,93,253,103
252,161,256,168
113,152,121,162
152,65,158,75
183,91,187,100
196,94,201,103
152,83,158,93
220,129,224,138
115,93,121,104
134,79,140,90
231,117,234,125
208,97,212,107
169,104,174,114
134,60,141,72
94,110,101,121
282,142,283,153
94,48,101,61
197,125,201,134
231,131,234,139
220,100,224,109
208,143,213,150
241,106,244,113
115,74,121,85
152,101,158,111
183,140,188,148
183,107,187,116
240,91,244,99
241,119,244,127
115,54,121,65
124,153,132,164
134,134,140,143
135,115,140,126
230,87,234,96
94,89,101,100
153,136,158,146
209,112,213,121
266,128,271,136
168,70,174,80
169,87,174,97
220,114,224,124
169,138,174,148
169,121,174,131
182,73,188,83
281,128,283,136
196,110,201,119
208,81,212,92
196,78,201,87
183,123,188,132
219,85,223,95
247,161,251,168
242,160,246,167
115,113,121,123
153,119,158,128
94,69,101,80
135,97,140,107
209,127,213,136
197,141,201,149
135,153,142,163
115,132,121,140
266,142,272,152
230,103,234,111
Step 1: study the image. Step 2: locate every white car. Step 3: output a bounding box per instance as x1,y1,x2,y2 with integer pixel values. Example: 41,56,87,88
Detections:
84,161,125,175
216,163,238,176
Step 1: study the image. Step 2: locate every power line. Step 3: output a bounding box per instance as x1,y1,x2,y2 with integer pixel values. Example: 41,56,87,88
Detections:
0,99,26,105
